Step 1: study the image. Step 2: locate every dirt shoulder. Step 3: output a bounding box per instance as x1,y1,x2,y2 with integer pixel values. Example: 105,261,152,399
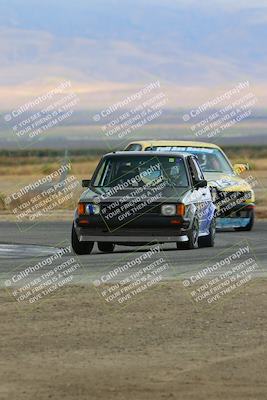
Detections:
1,280,267,400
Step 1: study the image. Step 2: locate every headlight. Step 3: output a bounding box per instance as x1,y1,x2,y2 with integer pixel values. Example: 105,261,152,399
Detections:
161,204,186,216
77,203,100,216
85,204,100,215
161,204,176,216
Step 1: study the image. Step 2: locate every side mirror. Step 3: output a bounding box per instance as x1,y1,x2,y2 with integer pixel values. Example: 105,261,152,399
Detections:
194,179,207,189
233,163,249,175
82,179,91,187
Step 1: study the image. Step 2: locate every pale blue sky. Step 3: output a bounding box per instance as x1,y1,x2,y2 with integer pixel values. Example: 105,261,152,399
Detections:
0,0,267,107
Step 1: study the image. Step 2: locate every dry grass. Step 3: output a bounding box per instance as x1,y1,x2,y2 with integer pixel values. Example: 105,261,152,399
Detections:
0,157,265,176
0,158,100,176
0,155,266,213
250,159,267,170
0,159,100,212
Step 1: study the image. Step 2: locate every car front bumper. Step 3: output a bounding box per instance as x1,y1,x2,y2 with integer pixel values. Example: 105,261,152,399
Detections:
77,230,189,243
74,214,191,243
216,203,254,229
216,217,251,229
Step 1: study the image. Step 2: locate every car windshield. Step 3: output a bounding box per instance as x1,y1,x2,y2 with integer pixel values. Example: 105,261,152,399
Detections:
146,146,233,174
92,155,189,188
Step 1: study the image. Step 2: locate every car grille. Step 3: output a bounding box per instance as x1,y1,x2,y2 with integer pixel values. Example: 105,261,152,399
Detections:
100,202,162,215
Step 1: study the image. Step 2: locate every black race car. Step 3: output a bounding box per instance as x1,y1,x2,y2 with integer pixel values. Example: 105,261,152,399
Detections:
71,151,216,254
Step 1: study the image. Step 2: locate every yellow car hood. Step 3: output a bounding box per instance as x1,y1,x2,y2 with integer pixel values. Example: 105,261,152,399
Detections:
204,172,252,192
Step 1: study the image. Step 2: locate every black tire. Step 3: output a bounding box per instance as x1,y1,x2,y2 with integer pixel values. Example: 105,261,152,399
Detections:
198,217,216,248
97,242,115,253
71,224,94,255
234,209,255,232
177,218,199,250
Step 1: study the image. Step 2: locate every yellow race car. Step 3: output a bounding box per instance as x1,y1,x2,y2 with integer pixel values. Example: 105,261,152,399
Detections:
124,140,255,231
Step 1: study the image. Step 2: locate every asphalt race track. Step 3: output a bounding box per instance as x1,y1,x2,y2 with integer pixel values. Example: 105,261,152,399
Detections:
0,220,266,287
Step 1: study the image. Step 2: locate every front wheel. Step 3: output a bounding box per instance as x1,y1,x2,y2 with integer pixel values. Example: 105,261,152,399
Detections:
198,217,216,248
71,224,94,255
97,242,115,253
177,218,199,250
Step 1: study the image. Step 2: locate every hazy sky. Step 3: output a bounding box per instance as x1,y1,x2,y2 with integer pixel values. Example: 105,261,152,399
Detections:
0,0,267,108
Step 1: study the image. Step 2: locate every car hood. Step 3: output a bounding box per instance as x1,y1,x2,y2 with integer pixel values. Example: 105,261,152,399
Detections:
79,186,191,203
204,172,252,192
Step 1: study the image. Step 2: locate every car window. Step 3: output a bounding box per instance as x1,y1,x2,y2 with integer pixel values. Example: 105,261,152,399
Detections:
145,146,233,174
92,155,189,188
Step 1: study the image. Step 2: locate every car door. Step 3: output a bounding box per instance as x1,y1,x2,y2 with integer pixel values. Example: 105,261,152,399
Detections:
188,156,213,234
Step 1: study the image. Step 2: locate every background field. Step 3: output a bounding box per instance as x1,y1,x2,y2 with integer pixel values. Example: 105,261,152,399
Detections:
0,146,266,217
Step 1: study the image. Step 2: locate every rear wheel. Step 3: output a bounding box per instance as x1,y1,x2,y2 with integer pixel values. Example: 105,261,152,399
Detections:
71,224,94,255
234,209,255,232
177,218,199,250
198,217,216,247
97,242,115,253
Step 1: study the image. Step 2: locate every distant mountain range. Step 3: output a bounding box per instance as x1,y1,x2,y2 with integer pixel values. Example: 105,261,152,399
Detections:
0,0,267,110
0,0,267,150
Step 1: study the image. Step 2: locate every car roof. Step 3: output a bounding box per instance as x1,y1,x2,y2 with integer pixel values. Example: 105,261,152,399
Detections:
126,140,221,149
103,151,193,159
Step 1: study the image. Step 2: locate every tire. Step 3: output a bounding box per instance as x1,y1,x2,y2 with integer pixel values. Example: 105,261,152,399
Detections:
234,209,255,232
71,223,94,255
177,218,199,250
97,242,115,253
198,217,216,247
